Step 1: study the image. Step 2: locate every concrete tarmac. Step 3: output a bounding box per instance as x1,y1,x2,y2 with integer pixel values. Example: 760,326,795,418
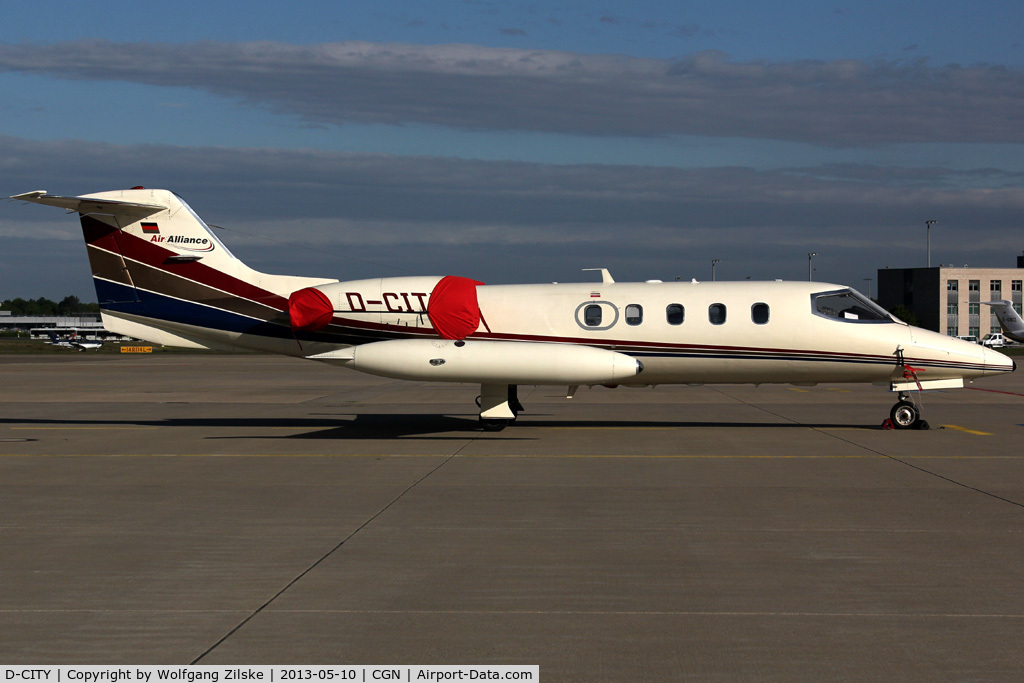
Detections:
2,353,1023,679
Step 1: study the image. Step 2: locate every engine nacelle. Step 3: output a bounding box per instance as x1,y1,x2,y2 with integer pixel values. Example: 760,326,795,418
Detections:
310,339,643,385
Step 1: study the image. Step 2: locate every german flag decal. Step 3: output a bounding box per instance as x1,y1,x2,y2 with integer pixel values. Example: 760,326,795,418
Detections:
141,222,159,234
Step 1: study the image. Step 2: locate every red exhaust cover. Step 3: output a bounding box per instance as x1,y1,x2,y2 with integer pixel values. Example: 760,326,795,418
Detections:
288,287,334,332
428,275,485,340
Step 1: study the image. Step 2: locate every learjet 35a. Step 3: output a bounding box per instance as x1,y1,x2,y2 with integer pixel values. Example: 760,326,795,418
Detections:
12,188,1015,430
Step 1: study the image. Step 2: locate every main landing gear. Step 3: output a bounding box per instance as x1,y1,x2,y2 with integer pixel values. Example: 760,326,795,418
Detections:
883,393,930,430
477,384,524,432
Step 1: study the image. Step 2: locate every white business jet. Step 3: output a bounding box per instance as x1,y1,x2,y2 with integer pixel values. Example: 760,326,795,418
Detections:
12,188,1015,431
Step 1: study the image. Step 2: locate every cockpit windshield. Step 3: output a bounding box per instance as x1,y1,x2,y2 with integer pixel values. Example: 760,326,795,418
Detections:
812,289,894,323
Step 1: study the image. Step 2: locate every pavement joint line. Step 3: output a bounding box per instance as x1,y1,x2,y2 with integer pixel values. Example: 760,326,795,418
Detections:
2,608,1024,618
267,609,1024,619
540,426,680,430
1,453,1022,459
189,426,482,665
10,426,158,430
710,385,1024,508
815,423,1024,510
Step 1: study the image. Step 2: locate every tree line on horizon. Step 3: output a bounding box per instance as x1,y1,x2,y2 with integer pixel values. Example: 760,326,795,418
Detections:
1,296,100,316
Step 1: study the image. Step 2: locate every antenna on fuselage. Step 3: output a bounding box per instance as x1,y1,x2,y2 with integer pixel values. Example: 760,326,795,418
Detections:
582,268,615,284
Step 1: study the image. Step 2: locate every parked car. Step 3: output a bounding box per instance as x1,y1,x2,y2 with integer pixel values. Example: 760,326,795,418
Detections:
981,332,1007,348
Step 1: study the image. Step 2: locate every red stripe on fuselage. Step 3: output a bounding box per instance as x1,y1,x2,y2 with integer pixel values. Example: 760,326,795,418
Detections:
87,227,992,373
91,226,287,310
321,312,992,371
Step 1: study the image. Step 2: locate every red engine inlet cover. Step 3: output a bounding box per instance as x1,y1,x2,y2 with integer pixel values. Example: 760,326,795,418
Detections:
288,287,334,332
428,275,485,340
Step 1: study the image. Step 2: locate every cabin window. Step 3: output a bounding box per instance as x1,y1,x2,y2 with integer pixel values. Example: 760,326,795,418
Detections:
625,304,643,325
812,289,892,323
666,304,684,325
751,303,770,325
708,303,727,325
574,301,620,330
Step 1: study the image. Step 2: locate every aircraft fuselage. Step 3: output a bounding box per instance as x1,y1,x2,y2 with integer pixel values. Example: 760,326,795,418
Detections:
284,276,1010,389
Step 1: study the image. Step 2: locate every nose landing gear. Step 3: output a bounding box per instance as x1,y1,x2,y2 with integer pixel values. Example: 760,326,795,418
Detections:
883,393,930,430
883,348,931,430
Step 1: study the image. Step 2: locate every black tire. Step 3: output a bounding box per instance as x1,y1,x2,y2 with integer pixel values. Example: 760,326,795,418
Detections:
890,400,919,429
479,418,509,432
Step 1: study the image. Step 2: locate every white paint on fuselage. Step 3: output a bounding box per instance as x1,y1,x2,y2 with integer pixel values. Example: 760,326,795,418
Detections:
470,279,1008,386
295,277,1012,387
109,273,1013,389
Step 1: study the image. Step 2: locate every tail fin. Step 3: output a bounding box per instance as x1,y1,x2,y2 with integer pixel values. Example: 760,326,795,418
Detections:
12,188,336,351
984,300,1024,343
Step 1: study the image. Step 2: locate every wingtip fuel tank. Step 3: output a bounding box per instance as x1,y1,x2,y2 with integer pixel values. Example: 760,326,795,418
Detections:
309,338,643,385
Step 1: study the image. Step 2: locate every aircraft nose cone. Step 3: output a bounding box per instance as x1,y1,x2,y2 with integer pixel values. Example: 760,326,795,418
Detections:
981,345,1016,376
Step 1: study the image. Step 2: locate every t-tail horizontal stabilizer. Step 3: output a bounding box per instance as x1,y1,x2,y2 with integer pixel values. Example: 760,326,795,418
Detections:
11,190,166,223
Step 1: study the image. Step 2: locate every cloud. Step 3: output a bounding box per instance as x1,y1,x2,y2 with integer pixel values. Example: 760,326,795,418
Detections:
1,40,1024,145
7,135,1021,230
668,24,704,38
4,136,1023,295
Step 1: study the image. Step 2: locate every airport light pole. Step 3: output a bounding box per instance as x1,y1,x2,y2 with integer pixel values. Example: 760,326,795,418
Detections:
863,277,873,300
711,259,720,282
925,219,936,268
808,252,817,281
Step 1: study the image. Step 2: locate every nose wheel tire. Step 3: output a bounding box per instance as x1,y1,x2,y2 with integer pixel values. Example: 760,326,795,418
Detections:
889,400,929,430
891,401,918,428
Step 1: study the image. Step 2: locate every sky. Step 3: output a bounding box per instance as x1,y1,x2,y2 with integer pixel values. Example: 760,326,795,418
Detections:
2,0,1024,301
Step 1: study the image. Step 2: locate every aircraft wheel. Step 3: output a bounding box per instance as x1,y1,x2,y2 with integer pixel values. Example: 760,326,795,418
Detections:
890,401,920,430
479,418,509,432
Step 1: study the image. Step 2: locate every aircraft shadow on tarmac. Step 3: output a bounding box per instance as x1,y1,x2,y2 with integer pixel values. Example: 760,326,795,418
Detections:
0,414,876,440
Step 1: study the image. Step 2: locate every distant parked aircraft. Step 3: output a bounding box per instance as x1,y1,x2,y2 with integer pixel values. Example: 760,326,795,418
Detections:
47,332,103,351
984,300,1024,343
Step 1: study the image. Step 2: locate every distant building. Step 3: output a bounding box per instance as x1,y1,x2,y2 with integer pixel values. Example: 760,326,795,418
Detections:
877,253,1024,338
0,313,106,339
